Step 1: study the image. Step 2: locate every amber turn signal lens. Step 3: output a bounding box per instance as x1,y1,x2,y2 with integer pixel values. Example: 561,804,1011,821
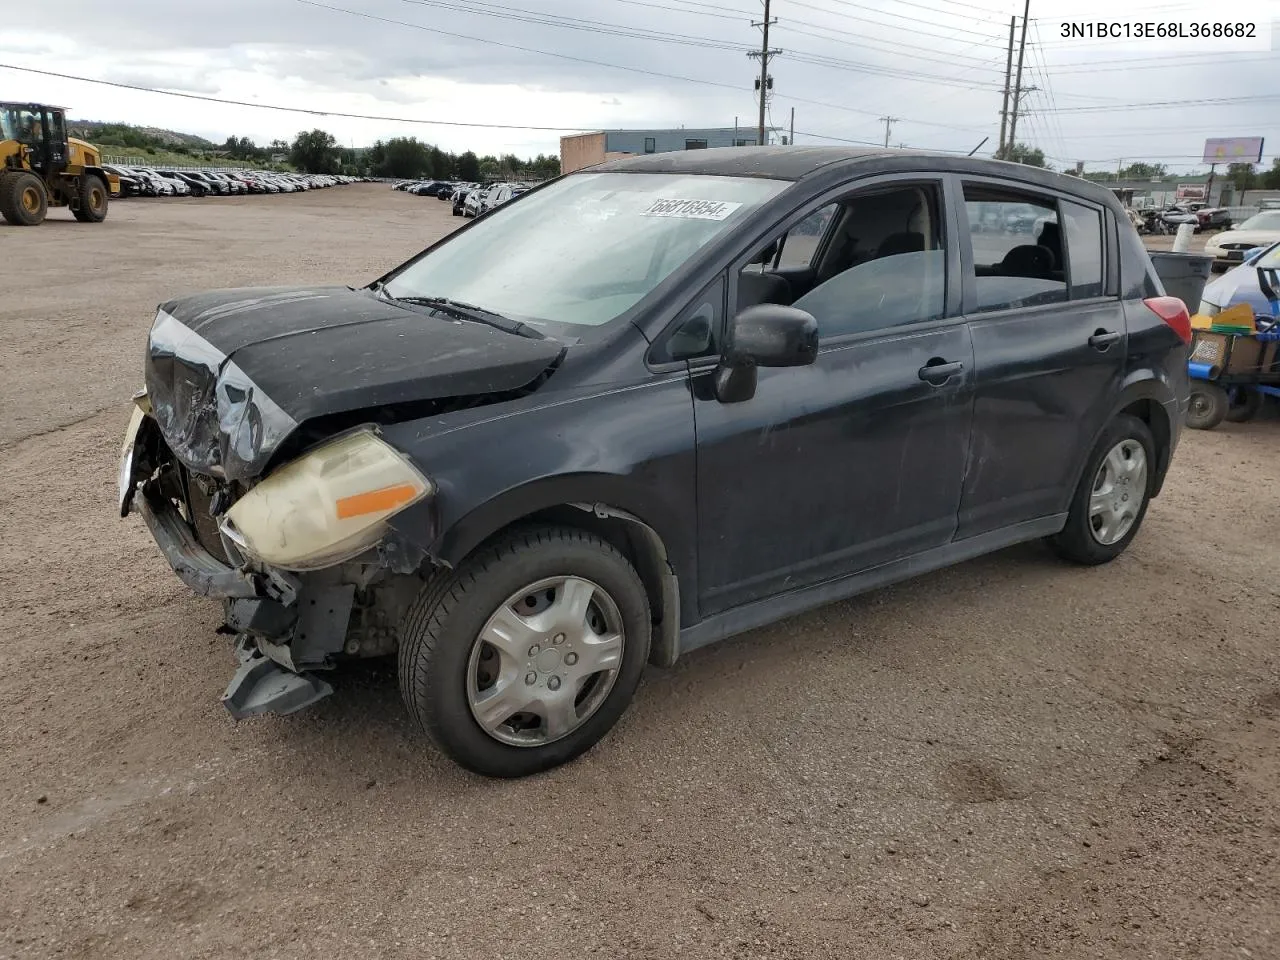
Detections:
336,483,420,520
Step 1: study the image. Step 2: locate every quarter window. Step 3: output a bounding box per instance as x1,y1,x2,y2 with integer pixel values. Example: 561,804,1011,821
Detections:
963,185,1066,312
1061,200,1105,298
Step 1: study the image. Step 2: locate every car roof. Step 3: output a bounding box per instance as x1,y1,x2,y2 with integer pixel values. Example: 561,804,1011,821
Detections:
600,146,891,180
593,146,1122,207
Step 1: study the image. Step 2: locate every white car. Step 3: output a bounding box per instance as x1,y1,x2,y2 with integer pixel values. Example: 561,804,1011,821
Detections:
1203,210,1280,271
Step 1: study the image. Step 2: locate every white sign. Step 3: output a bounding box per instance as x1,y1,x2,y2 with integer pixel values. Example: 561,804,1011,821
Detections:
642,198,743,221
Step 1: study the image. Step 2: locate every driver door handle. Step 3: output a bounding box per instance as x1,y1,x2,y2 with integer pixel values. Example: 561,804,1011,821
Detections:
1089,329,1123,350
918,359,964,385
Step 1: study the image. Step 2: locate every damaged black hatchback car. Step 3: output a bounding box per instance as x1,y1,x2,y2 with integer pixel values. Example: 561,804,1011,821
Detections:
120,147,1190,777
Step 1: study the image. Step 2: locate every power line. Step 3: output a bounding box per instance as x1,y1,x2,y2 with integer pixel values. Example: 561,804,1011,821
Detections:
305,0,994,132
787,0,1008,44
402,0,1004,90
396,0,744,51
1029,93,1280,114
0,62,591,131
772,91,987,132
784,49,1000,90
777,23,1002,68
297,0,751,93
603,0,753,16
1049,52,1280,73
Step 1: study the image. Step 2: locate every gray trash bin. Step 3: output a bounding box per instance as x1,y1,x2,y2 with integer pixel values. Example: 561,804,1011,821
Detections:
1148,251,1213,312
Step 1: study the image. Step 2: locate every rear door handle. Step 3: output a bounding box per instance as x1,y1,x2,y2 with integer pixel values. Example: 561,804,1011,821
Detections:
1089,329,1123,350
918,359,964,385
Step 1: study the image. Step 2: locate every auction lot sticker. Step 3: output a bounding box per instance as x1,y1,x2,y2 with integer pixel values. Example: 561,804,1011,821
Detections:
643,199,744,221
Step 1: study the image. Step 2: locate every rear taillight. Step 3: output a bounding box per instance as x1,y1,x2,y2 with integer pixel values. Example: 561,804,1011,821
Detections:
1144,295,1192,344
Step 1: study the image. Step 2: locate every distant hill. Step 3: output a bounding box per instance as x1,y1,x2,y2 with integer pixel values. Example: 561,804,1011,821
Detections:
66,120,217,151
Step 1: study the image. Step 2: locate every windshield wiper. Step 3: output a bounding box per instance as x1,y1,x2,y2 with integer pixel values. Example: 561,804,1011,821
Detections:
377,287,546,340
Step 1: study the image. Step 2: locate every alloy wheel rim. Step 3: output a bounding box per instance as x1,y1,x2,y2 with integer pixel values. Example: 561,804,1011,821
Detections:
1089,439,1147,545
466,576,625,747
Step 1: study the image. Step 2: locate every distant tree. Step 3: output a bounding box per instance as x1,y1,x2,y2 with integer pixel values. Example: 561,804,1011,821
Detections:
528,153,560,179
370,137,431,178
1227,162,1257,192
1118,161,1167,180
479,155,501,178
290,129,339,174
1262,158,1280,191
995,142,1047,168
456,150,481,181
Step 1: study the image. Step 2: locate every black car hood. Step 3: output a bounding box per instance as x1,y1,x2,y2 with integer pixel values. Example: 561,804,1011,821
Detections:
145,285,564,480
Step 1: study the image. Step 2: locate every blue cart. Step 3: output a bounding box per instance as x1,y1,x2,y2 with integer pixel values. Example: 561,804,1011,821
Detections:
1187,266,1280,430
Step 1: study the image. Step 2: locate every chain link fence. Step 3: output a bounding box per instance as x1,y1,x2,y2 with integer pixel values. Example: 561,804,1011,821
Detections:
103,154,282,173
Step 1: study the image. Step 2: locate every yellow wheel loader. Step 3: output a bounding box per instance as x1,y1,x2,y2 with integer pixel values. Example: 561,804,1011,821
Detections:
0,102,119,226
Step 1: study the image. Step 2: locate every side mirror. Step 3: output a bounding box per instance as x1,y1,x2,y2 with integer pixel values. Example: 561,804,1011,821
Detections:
714,304,818,403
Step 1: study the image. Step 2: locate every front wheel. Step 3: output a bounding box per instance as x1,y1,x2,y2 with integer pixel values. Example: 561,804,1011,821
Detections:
1049,414,1156,566
398,526,651,778
72,174,109,222
1187,382,1228,430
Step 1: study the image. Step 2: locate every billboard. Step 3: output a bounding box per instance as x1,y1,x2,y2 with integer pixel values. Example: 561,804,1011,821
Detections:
1202,137,1265,164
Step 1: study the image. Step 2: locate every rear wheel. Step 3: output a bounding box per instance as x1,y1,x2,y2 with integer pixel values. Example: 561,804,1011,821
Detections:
1049,414,1155,566
1187,383,1228,430
0,171,48,226
72,174,109,222
1225,387,1264,423
398,526,651,778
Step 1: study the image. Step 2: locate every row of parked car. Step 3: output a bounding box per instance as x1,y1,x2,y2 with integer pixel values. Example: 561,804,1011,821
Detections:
391,178,532,218
104,166,368,198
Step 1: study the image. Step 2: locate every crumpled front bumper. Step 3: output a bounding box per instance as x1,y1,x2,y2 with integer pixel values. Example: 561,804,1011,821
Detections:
135,488,349,719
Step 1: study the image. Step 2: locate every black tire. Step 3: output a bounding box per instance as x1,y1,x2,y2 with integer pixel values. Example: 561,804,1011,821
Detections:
72,174,109,222
1048,414,1156,566
1225,387,1264,423
1186,382,1228,430
398,526,651,778
0,170,48,226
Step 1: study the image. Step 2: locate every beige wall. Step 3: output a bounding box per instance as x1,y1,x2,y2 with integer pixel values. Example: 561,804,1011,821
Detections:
560,133,606,174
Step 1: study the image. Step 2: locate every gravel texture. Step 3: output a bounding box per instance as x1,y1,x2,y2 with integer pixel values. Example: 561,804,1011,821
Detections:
1,187,1276,959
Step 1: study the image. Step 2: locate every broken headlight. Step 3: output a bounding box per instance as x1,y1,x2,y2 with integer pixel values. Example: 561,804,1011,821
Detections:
219,429,432,570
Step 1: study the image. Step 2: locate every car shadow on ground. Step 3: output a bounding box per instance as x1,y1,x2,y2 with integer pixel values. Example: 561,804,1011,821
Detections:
253,538,1065,785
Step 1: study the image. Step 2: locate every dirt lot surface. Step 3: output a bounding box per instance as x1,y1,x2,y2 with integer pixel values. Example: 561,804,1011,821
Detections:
2,186,1278,960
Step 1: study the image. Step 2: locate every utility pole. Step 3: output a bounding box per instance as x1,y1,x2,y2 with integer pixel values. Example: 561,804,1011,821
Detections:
748,0,780,146
879,116,899,147
1006,0,1032,151
998,16,1015,156
789,106,795,146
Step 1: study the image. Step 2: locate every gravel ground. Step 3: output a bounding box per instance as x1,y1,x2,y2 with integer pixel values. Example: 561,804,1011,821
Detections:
1,186,1277,960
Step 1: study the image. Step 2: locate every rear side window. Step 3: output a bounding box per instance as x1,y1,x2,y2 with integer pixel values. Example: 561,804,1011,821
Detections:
1061,200,1105,299
962,185,1066,312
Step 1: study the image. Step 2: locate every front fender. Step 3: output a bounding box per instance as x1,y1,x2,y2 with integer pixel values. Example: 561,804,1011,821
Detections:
431,473,681,565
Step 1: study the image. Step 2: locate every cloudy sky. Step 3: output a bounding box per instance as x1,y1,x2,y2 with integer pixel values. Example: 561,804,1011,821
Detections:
0,0,1276,172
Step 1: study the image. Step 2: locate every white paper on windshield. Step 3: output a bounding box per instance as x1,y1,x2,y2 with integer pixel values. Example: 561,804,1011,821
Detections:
642,199,743,221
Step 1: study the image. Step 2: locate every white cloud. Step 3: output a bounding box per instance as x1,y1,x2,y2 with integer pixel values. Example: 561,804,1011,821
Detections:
0,0,1275,169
